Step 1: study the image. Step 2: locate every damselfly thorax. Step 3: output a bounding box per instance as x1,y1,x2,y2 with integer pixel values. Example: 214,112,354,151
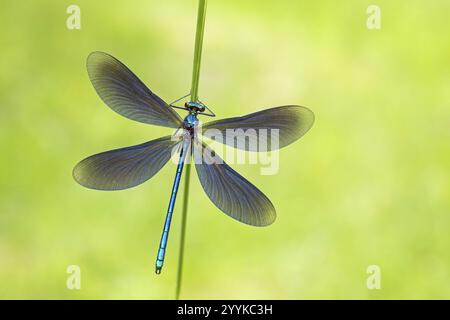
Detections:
182,113,199,131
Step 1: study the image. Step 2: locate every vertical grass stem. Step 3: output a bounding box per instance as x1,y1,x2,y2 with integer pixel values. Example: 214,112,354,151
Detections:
176,0,207,300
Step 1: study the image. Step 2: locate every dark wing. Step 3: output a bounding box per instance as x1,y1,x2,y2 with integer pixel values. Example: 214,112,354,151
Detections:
87,51,182,128
73,135,180,190
202,105,314,151
193,140,276,226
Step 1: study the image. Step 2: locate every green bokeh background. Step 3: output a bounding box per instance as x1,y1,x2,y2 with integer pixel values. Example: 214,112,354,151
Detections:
1,0,449,299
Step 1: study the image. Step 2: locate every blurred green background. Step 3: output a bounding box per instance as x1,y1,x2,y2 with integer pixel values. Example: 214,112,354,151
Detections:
1,0,449,299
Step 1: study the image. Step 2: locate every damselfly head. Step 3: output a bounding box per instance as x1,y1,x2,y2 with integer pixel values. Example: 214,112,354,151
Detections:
184,101,206,113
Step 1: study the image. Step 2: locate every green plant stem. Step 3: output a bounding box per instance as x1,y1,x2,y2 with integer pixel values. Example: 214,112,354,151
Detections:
175,163,191,300
190,0,207,102
175,0,207,300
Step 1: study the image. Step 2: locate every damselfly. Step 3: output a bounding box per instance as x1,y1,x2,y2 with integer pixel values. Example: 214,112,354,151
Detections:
73,52,314,274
